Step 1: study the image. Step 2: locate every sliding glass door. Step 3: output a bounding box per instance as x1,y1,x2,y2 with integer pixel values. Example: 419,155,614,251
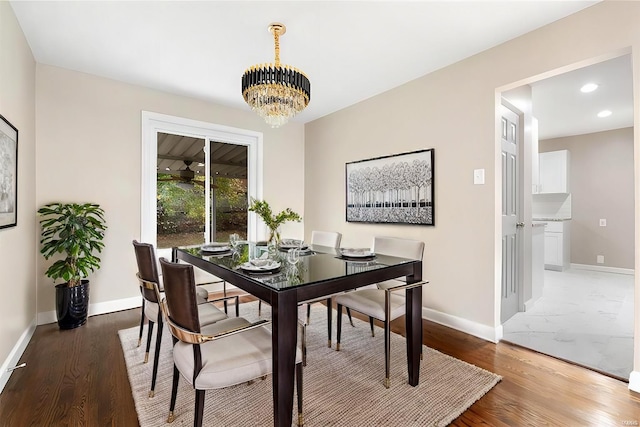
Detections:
155,133,248,249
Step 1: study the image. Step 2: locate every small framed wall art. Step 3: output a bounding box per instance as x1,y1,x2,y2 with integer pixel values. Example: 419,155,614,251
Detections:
0,114,18,229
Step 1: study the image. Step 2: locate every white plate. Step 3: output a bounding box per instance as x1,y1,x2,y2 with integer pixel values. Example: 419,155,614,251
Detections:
279,244,309,250
239,261,281,273
339,248,375,258
279,239,305,250
201,243,231,253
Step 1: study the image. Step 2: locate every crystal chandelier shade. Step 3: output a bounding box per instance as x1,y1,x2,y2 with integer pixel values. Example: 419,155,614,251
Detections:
241,23,311,128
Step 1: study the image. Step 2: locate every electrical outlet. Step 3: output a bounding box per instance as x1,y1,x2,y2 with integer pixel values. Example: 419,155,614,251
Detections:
599,218,607,227
597,255,605,264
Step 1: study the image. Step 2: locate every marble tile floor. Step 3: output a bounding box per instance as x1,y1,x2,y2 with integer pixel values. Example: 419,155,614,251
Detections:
502,268,634,380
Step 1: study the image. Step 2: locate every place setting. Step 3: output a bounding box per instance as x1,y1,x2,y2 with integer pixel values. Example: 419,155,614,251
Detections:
200,242,232,256
238,252,281,275
337,247,377,262
278,238,314,256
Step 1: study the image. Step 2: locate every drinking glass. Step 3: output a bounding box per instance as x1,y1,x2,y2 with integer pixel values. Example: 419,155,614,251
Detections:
229,233,240,249
286,248,300,266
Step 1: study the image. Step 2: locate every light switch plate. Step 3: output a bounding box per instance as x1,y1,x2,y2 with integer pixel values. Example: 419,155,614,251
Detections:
473,169,485,185
599,219,607,227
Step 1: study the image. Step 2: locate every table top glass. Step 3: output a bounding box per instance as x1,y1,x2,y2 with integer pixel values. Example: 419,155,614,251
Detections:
177,242,417,291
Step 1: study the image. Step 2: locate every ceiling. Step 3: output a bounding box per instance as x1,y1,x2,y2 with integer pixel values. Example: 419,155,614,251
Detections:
10,0,605,131
504,54,633,140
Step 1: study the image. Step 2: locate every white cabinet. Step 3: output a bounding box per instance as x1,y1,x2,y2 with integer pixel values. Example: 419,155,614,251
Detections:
539,150,570,194
541,221,571,271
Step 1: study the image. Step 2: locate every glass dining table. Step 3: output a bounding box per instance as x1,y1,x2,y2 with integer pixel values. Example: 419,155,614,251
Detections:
173,242,424,427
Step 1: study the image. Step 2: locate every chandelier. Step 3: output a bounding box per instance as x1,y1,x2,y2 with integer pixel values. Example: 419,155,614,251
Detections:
241,23,311,128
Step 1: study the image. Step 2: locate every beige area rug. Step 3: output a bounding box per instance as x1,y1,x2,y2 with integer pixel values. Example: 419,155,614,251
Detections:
119,301,501,426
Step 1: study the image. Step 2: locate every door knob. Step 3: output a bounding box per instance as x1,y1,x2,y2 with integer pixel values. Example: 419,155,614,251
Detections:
516,222,525,228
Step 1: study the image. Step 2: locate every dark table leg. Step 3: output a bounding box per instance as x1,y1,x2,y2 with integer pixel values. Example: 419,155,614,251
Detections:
406,265,423,386
272,290,298,427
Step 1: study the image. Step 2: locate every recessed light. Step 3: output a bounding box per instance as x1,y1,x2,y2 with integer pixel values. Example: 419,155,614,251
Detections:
197,162,205,167
165,167,170,171
580,83,598,93
597,110,612,118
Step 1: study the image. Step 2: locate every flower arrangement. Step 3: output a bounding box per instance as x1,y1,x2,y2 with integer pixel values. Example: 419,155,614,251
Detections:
248,198,301,244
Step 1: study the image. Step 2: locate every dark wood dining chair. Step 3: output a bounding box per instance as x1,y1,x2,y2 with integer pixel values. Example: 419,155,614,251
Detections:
158,257,304,427
132,240,236,398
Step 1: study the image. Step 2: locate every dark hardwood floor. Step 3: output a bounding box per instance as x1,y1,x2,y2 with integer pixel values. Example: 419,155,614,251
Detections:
1,294,639,426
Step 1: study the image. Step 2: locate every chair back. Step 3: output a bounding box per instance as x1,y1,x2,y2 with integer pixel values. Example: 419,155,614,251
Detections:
311,230,342,248
159,258,202,334
133,240,161,303
373,236,424,261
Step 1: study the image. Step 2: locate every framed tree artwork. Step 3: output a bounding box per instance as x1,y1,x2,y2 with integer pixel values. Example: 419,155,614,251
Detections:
0,114,18,229
346,149,434,225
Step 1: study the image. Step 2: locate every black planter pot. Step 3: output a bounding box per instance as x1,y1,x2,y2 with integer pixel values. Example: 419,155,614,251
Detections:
55,280,90,330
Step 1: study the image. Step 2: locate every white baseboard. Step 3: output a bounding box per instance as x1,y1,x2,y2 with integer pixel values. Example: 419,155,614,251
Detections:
524,298,540,312
422,307,502,343
0,318,37,394
37,296,142,326
571,263,634,275
629,371,640,393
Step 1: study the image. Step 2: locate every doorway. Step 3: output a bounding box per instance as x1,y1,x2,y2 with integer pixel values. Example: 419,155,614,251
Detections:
141,111,263,251
498,54,635,379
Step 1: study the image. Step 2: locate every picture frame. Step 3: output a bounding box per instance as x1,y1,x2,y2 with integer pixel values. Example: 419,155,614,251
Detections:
346,148,434,225
0,114,18,229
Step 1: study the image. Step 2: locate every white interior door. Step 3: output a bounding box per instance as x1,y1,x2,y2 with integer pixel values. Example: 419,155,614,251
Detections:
501,105,521,323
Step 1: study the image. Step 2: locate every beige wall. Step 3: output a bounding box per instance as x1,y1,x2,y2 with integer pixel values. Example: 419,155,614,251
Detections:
35,65,305,317
0,3,37,370
4,0,640,386
540,128,635,269
305,0,640,342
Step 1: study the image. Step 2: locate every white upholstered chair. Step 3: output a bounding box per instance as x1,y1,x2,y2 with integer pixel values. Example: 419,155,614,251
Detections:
297,231,343,365
158,258,304,427
334,236,425,388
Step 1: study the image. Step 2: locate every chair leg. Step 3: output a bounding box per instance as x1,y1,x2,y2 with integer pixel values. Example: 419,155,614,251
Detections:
144,320,154,364
194,389,206,427
301,323,307,367
149,315,163,398
346,307,355,327
384,319,391,389
235,295,240,317
306,303,311,325
296,362,304,426
167,362,180,423
258,299,262,316
326,298,332,348
384,290,391,389
336,304,343,351
138,299,145,347
223,281,228,314
369,317,375,337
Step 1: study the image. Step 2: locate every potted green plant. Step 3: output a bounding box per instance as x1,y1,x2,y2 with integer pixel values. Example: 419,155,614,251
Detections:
38,203,107,329
248,198,301,245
